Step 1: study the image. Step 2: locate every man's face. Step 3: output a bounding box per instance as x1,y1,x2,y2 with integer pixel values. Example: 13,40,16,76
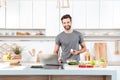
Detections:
62,18,72,30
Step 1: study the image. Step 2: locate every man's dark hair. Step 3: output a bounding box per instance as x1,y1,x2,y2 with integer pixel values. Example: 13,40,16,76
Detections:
61,14,72,22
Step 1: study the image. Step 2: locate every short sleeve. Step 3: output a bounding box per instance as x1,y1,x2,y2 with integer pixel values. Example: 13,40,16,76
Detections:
79,33,84,44
55,36,61,46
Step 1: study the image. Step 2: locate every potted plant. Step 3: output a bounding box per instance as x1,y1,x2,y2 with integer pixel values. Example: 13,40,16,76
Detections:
3,46,23,65
12,46,23,59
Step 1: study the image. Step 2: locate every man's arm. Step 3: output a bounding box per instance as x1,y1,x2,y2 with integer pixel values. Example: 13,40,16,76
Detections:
71,42,87,55
53,44,60,55
53,44,61,63
79,42,87,53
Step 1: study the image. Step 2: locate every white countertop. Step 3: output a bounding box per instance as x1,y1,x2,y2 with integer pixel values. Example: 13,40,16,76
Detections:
0,63,119,80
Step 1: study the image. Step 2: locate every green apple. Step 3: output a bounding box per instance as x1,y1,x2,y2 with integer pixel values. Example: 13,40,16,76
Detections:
3,55,11,60
89,60,96,66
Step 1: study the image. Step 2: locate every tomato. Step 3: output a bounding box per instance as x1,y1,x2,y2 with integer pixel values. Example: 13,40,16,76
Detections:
78,65,93,68
78,65,86,68
86,65,93,68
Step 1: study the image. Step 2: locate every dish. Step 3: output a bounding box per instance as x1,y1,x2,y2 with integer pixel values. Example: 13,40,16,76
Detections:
67,59,79,65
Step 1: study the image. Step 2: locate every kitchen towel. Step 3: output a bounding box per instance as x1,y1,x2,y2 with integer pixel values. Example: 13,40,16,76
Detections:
94,42,108,62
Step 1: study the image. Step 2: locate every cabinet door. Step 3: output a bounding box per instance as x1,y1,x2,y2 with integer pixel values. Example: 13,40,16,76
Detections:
19,0,32,29
100,0,113,29
0,6,5,28
72,0,86,29
46,0,59,36
86,0,99,29
72,0,99,29
113,0,120,29
33,0,46,29
6,0,19,29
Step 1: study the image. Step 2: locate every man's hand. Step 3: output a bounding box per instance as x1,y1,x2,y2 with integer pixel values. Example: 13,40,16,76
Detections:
58,57,61,63
71,50,79,55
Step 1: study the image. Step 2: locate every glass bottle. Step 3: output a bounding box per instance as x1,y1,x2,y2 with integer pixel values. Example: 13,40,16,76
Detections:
84,49,91,61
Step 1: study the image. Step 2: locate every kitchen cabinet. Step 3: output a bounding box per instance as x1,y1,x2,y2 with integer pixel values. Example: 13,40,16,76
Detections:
33,0,46,29
2,0,46,29
69,0,120,29
112,0,120,29
46,0,59,36
100,0,113,29
19,0,32,29
0,76,48,80
0,63,118,80
6,0,19,28
0,0,120,34
0,75,111,80
72,0,86,29
86,0,99,29
72,0,99,29
59,0,99,29
0,3,5,28
100,0,120,29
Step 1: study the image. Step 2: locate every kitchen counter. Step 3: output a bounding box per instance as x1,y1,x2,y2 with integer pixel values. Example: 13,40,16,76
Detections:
0,62,119,80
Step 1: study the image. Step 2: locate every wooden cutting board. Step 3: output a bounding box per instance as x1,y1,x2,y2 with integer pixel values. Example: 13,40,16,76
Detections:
94,42,107,62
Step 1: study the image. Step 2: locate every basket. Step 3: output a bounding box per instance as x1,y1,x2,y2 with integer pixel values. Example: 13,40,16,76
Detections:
3,54,21,65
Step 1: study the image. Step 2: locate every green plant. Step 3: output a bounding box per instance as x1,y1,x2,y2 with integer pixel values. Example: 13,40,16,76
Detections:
98,58,106,62
12,46,22,55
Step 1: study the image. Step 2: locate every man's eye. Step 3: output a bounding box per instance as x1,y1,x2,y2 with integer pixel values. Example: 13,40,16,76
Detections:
67,22,70,24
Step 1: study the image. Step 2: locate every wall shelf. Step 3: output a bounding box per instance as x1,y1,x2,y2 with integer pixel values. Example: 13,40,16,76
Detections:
0,28,119,41
0,28,46,36
0,35,119,41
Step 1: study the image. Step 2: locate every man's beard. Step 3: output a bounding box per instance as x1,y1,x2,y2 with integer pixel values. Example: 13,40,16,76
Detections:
64,25,71,30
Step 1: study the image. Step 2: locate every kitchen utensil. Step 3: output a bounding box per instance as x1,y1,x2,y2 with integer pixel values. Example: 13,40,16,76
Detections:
114,40,119,55
28,49,35,57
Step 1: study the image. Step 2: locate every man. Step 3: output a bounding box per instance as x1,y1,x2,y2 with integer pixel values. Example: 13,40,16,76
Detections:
53,14,86,63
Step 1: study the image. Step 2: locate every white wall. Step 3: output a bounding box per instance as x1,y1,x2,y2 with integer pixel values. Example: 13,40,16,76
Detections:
81,41,120,62
0,41,55,62
0,41,120,62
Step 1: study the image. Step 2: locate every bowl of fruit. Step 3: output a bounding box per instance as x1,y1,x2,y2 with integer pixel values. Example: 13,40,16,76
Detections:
2,52,21,65
67,59,79,65
98,58,107,68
